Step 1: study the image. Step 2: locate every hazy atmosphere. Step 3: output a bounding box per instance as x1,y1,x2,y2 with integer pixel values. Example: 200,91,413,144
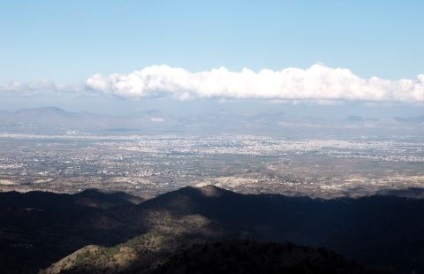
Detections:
1,0,423,117
2,1,424,274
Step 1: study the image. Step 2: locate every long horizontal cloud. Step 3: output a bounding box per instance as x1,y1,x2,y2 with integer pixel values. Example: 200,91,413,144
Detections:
85,64,424,102
0,80,80,95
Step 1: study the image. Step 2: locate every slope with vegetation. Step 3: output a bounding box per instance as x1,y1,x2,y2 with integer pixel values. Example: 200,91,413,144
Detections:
1,186,424,273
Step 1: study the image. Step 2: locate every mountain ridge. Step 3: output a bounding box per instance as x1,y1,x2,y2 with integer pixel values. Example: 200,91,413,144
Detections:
1,107,423,136
1,186,423,273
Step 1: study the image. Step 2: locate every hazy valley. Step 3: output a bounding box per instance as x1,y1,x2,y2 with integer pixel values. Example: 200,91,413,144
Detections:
0,107,423,273
0,107,423,199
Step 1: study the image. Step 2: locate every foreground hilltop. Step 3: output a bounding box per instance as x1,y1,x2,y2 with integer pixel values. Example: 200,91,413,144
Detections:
1,185,424,273
45,240,384,274
152,240,384,274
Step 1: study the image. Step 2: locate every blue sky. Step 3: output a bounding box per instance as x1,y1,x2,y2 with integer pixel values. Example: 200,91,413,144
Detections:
0,0,423,115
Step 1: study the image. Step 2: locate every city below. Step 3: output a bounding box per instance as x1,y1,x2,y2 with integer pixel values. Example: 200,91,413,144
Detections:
1,133,423,199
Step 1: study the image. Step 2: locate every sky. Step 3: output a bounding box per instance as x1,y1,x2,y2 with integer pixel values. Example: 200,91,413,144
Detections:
0,0,423,116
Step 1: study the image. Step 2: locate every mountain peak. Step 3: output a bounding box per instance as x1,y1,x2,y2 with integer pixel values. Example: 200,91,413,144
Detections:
16,106,68,114
195,184,225,197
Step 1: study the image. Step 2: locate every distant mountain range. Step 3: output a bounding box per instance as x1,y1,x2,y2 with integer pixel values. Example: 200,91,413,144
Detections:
1,186,424,273
0,107,423,136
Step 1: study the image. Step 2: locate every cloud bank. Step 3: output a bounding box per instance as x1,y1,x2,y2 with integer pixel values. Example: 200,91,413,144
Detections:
86,64,424,102
2,65,424,103
0,80,79,96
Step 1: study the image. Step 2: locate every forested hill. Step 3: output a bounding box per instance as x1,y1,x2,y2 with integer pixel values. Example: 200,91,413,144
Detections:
1,186,424,273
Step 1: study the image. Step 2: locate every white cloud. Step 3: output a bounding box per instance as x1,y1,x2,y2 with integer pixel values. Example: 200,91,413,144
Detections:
85,64,424,102
0,80,80,96
3,65,424,104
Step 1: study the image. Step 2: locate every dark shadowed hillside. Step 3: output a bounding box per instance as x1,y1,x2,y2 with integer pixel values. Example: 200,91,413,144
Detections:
153,240,386,274
137,186,424,272
0,190,145,274
1,186,424,273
